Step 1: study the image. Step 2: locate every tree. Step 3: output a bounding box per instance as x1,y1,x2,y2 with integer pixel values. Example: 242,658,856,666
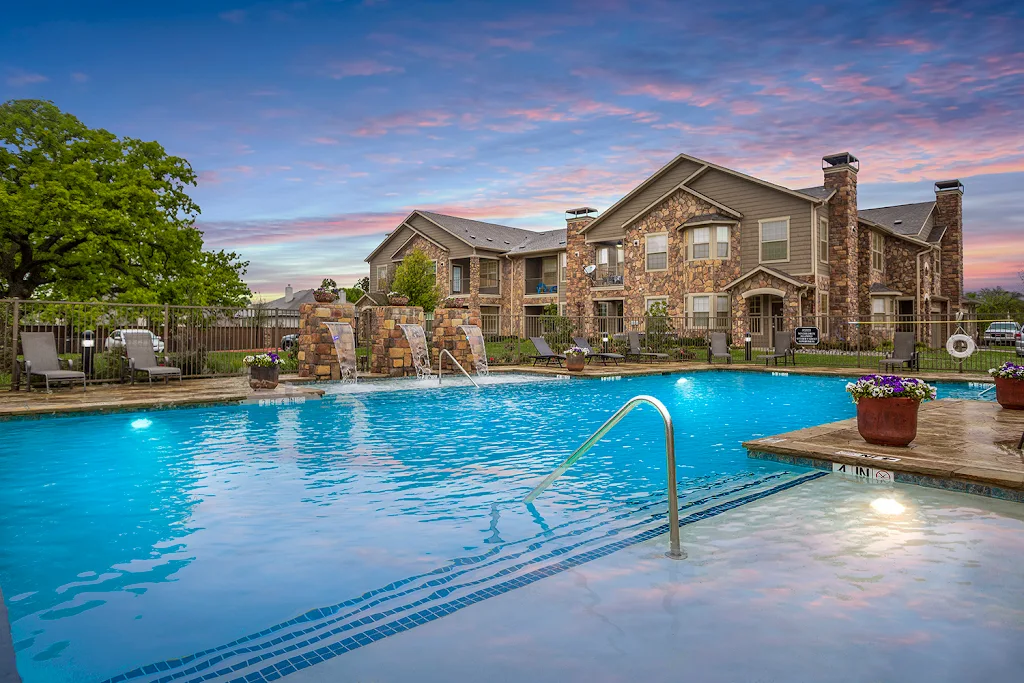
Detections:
0,99,250,306
966,287,1024,322
355,276,370,292
390,248,440,311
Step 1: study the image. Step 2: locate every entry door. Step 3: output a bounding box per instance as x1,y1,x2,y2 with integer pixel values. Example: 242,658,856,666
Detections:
770,298,784,345
452,265,463,293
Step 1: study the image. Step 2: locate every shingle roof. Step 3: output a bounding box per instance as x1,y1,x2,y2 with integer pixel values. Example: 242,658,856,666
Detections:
795,186,835,201
260,288,316,311
417,211,535,249
858,201,935,237
681,212,740,226
509,228,567,255
869,283,903,295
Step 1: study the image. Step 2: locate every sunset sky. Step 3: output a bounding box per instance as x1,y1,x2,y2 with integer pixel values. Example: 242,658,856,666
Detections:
3,0,1022,297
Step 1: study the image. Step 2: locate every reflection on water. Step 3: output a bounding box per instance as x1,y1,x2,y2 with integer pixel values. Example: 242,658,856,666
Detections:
0,372,997,682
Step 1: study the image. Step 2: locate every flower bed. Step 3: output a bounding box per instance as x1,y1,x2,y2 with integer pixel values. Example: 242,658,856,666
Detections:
989,361,1024,409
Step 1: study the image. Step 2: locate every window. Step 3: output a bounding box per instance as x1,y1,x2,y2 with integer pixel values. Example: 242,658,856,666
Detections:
715,295,730,329
819,292,830,334
819,217,829,263
375,265,388,291
871,296,893,322
542,256,558,286
480,259,499,290
871,232,884,272
691,227,711,259
716,226,730,258
645,233,668,271
646,297,667,312
691,295,710,327
452,264,463,293
428,260,437,284
748,296,762,334
760,217,789,262
559,252,567,283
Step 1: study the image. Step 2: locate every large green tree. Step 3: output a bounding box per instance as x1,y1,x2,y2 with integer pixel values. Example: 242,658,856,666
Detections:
966,287,1024,322
0,99,250,305
391,248,441,311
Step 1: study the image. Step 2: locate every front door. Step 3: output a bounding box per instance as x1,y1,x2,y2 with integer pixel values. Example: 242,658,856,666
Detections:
770,298,784,345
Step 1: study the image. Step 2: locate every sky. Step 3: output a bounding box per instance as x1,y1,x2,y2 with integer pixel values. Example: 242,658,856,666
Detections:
2,0,1023,298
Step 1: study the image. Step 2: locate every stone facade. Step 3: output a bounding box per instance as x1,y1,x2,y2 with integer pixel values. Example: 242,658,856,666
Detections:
394,235,449,301
824,164,860,319
728,273,805,342
431,307,484,372
935,186,964,308
297,302,356,379
368,306,426,377
564,215,595,318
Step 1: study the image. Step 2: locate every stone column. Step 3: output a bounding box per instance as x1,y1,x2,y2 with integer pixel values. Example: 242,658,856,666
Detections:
469,256,481,315
823,154,860,321
565,215,596,319
297,302,356,380
935,181,964,309
431,307,482,372
369,306,426,377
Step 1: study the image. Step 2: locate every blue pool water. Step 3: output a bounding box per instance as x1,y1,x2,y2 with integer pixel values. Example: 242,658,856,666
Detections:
0,372,993,682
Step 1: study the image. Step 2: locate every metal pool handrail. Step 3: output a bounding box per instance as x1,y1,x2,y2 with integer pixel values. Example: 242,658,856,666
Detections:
437,349,479,387
524,395,684,559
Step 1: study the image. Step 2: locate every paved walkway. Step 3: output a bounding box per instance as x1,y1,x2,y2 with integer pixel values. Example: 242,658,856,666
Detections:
746,399,1024,499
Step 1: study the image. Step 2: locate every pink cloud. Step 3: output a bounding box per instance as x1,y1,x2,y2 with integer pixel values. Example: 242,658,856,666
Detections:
310,136,339,145
326,59,403,78
487,37,533,51
352,110,454,137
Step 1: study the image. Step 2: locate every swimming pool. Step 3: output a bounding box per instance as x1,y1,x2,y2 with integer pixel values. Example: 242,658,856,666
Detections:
0,372,996,682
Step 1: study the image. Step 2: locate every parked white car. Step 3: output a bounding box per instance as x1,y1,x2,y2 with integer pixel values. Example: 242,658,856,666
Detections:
982,321,1020,347
105,329,165,353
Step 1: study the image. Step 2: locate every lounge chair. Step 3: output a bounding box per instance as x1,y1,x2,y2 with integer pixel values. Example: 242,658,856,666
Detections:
124,334,182,385
627,331,668,363
880,331,919,371
20,331,86,391
529,337,565,367
573,337,624,366
708,332,732,364
762,331,795,366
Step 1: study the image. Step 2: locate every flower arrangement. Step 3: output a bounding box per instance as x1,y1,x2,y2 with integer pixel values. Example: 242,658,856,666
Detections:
989,361,1024,380
845,375,937,404
439,295,469,309
564,346,588,357
387,290,410,305
314,278,338,302
243,352,282,368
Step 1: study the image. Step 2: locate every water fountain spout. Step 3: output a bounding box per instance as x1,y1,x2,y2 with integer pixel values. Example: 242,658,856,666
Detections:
457,324,490,376
398,324,433,379
323,322,357,382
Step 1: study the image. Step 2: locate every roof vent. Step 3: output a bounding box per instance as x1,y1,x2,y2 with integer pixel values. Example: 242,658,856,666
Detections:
486,237,493,242
893,220,903,225
469,234,476,239
503,240,510,244
822,152,860,171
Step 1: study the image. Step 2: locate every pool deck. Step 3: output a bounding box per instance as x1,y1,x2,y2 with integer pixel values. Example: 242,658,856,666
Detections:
0,363,993,418
745,399,1024,501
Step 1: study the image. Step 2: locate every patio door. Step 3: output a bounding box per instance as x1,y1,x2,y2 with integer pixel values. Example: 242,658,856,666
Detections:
769,297,784,346
452,265,463,293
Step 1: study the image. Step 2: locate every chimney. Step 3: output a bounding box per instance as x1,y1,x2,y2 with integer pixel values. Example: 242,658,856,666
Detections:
564,207,599,317
284,284,294,303
822,153,860,318
934,179,964,308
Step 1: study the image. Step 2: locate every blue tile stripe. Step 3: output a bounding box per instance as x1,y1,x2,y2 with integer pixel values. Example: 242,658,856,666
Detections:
140,470,827,683
106,471,795,683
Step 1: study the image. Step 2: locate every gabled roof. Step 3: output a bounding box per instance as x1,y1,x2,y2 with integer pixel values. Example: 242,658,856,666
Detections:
681,212,741,227
416,210,535,249
724,265,811,291
582,151,827,236
259,288,316,310
858,201,935,238
390,229,447,260
796,186,836,201
509,228,567,255
354,292,390,307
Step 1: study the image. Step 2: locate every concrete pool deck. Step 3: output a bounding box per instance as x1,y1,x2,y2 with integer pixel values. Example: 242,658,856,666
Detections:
746,399,1024,501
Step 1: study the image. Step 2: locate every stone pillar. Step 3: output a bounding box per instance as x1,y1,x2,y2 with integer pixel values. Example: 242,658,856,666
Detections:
298,302,356,380
935,180,964,310
431,307,482,372
823,153,860,321
565,214,596,319
469,256,481,314
369,306,426,377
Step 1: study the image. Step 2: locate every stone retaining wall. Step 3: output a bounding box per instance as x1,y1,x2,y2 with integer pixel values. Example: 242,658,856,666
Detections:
369,306,426,376
431,307,482,372
297,302,356,380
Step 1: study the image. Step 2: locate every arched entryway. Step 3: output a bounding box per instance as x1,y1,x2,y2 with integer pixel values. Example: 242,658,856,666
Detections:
742,289,786,347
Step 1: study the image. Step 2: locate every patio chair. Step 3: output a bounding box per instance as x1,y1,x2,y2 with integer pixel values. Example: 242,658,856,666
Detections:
529,337,565,367
19,332,87,391
124,334,183,385
762,331,796,366
880,331,919,371
708,332,732,364
573,337,624,366
627,331,668,363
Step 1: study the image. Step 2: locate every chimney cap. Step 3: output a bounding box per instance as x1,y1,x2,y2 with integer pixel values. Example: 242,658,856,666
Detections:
822,152,859,171
566,207,598,219
934,179,964,193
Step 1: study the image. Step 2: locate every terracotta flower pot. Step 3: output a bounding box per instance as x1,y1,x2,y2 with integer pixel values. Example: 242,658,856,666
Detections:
565,355,585,372
249,365,279,390
856,396,920,447
994,377,1024,410
313,290,337,303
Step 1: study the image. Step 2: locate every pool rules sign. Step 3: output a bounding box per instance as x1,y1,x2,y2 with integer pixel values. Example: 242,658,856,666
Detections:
794,327,820,346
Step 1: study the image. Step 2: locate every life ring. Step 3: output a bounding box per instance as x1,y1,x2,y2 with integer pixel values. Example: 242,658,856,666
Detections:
946,333,976,359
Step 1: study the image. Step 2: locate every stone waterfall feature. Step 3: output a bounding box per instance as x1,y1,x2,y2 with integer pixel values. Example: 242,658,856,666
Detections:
323,322,357,382
398,324,433,379
458,324,490,376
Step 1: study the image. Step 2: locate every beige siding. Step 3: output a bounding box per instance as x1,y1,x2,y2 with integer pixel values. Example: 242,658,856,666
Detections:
407,214,475,258
367,225,415,291
586,159,703,242
689,169,814,275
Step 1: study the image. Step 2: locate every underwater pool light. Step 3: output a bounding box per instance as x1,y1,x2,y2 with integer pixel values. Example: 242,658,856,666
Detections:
870,497,905,515
131,418,153,430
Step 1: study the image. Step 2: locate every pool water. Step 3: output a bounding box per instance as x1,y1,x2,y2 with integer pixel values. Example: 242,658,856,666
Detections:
0,372,994,682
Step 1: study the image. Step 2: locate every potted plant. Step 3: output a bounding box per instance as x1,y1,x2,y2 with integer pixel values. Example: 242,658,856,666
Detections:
989,361,1024,410
244,352,282,390
314,278,338,303
440,296,469,309
846,374,937,447
564,346,587,372
387,291,410,306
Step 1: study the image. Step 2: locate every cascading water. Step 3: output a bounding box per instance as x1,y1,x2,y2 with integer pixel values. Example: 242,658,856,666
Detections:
458,324,490,376
323,322,357,382
398,323,433,379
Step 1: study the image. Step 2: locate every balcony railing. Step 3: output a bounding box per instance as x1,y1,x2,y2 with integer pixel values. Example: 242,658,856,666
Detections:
525,278,560,295
593,265,624,287
450,277,500,295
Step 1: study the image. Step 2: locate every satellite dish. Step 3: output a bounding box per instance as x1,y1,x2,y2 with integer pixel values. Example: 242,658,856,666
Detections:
583,265,597,275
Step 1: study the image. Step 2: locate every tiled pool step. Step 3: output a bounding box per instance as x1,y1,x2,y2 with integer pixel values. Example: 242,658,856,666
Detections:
105,469,826,683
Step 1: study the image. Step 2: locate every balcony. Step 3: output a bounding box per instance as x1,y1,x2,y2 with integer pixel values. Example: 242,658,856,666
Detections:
593,264,624,287
525,277,559,295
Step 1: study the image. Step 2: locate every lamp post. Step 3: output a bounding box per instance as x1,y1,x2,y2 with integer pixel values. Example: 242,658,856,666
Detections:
81,330,96,377
744,332,752,362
